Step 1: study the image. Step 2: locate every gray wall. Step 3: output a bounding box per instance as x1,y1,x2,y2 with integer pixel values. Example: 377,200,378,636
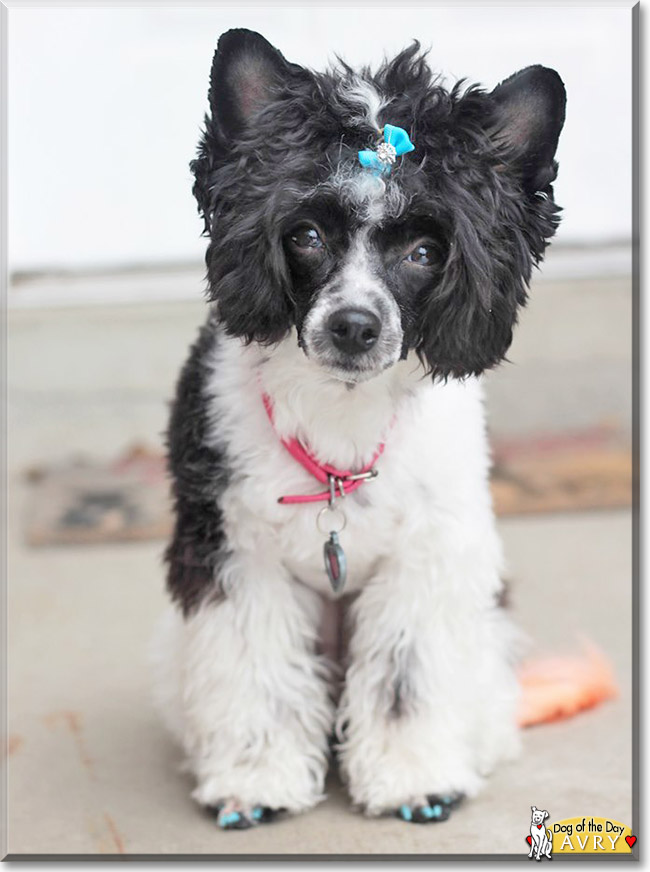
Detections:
9,5,632,271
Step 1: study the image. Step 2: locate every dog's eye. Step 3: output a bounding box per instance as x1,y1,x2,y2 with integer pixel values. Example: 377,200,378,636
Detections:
405,244,433,266
290,227,324,251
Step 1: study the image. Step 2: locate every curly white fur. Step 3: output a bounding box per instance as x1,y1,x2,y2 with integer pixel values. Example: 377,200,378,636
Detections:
151,328,522,816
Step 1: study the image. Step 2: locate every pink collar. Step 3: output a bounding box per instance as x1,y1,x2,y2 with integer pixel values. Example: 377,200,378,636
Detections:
262,393,385,504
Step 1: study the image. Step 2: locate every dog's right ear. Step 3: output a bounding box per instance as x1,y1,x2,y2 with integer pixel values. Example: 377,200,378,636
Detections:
208,29,301,138
192,30,304,232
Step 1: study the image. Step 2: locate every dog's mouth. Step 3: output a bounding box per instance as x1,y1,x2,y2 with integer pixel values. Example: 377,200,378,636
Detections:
299,339,401,385
298,284,406,384
299,316,403,385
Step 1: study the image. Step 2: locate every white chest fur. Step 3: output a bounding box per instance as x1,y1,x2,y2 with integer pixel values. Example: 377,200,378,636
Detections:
203,328,495,599
155,327,518,820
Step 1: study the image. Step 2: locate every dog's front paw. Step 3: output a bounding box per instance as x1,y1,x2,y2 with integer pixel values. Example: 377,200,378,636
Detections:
395,793,464,824
207,798,284,830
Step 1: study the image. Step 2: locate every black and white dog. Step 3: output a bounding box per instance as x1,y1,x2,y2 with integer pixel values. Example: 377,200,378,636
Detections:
152,29,566,828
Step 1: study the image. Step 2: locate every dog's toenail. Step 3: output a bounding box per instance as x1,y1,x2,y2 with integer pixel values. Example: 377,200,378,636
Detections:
251,806,263,821
399,804,413,821
432,804,443,817
219,811,241,827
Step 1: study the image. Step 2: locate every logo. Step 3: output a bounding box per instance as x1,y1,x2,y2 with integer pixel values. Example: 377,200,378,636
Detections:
527,806,552,860
525,808,637,856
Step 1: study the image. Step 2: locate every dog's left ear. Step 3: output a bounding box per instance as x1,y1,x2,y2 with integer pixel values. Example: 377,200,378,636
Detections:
208,29,304,138
490,66,566,193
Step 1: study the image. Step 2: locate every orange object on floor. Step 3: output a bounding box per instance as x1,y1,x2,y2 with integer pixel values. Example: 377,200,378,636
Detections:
517,641,618,727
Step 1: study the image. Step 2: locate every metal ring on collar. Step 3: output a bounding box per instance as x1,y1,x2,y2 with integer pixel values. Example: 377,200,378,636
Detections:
317,504,347,535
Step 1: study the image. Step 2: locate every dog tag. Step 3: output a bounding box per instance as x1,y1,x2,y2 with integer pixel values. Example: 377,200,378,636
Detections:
324,532,347,593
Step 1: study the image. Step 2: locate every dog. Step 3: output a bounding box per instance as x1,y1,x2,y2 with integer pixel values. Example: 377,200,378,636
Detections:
529,807,553,860
151,28,566,829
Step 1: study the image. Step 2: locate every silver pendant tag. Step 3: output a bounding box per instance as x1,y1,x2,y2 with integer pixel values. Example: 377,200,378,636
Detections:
317,475,350,593
324,531,347,593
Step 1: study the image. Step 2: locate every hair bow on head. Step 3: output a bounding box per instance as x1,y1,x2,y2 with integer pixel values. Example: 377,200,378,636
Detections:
358,124,415,176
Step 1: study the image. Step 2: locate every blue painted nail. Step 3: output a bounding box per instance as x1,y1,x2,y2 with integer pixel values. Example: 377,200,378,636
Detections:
432,804,443,817
251,806,263,821
442,796,452,804
421,806,435,819
400,804,413,821
219,811,241,827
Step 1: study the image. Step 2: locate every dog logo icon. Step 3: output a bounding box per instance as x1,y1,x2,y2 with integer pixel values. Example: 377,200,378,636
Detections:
527,806,553,860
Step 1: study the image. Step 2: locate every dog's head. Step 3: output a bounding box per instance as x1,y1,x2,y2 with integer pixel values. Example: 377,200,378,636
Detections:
192,29,565,383
531,806,550,826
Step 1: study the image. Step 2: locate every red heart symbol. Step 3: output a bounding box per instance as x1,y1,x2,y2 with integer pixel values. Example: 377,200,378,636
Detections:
526,836,532,846
626,835,637,848
537,824,543,829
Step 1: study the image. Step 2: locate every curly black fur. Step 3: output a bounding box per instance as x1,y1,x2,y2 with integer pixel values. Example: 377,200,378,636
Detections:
190,31,565,378
165,315,230,615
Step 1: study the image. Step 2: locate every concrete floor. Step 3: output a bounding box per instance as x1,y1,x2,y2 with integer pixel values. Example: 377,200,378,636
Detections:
6,500,632,857
5,271,634,857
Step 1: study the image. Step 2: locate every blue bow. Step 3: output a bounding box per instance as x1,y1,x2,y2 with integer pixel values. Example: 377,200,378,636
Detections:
358,124,415,176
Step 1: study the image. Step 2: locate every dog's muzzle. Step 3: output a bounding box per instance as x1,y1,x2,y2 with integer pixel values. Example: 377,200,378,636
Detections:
301,283,403,381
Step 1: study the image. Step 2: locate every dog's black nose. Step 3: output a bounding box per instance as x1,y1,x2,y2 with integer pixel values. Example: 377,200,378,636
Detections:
327,309,381,355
